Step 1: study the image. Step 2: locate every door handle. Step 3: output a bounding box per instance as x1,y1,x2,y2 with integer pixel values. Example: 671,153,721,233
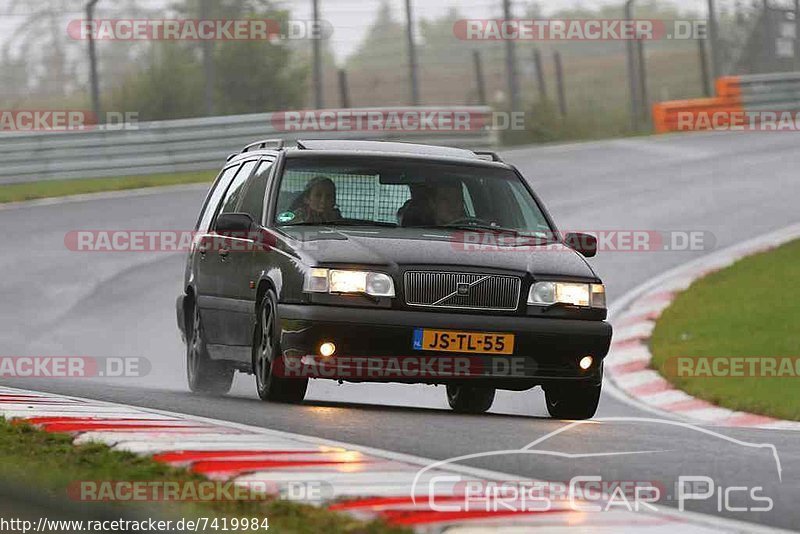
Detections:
197,245,208,255
218,248,230,258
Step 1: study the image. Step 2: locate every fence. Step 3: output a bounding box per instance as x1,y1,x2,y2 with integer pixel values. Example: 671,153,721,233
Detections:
652,71,800,133
0,107,496,185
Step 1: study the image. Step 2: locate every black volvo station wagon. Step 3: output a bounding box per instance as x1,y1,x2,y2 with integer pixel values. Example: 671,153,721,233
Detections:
177,139,612,419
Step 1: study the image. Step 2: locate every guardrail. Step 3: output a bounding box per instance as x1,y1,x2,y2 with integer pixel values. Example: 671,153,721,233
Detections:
0,107,497,185
652,71,800,133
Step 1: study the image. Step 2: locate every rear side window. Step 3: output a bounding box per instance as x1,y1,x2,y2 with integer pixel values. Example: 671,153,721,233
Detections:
238,159,274,224
197,164,240,232
218,160,258,219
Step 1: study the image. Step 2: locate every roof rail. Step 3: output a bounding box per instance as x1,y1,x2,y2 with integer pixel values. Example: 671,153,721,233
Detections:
473,150,503,162
241,138,285,153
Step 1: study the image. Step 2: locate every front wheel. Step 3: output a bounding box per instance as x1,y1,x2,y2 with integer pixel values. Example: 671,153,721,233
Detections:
446,384,495,414
186,300,234,395
544,380,601,420
253,290,308,403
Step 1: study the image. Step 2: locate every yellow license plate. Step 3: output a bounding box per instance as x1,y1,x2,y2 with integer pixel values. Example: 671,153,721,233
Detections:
413,328,515,355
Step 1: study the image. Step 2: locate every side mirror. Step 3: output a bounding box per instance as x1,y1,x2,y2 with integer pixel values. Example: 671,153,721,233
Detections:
564,232,597,258
215,212,254,235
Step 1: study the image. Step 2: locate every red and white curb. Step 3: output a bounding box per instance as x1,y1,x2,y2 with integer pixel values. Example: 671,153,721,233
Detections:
606,223,800,430
0,385,780,533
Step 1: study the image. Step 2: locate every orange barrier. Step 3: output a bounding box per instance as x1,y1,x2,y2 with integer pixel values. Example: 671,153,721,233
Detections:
715,76,742,99
652,76,743,134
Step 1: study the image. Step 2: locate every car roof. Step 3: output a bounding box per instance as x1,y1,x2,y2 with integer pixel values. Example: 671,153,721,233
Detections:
296,139,480,159
226,139,505,167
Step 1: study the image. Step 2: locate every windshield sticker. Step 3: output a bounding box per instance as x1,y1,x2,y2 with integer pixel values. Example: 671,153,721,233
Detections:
277,211,296,223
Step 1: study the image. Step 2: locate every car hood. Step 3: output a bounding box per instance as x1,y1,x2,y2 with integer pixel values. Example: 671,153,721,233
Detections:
281,227,598,280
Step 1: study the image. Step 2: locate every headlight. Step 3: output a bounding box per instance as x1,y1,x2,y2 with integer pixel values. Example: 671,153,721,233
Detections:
304,269,395,297
528,281,605,308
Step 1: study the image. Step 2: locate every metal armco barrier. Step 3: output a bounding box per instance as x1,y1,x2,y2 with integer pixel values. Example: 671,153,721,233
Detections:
652,72,800,133
0,107,496,185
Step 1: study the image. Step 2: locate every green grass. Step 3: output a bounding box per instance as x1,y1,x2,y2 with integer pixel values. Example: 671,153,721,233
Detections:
650,239,800,420
0,418,406,533
0,170,215,204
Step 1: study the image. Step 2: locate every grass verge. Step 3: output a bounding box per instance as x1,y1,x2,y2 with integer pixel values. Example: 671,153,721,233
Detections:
650,239,800,420
0,417,406,533
0,171,214,204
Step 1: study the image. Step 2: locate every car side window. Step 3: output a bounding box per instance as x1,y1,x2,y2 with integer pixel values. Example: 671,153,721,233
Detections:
217,160,259,222
238,159,274,225
197,164,240,233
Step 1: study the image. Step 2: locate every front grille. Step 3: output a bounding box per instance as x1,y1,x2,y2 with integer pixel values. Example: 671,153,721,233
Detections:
404,271,521,311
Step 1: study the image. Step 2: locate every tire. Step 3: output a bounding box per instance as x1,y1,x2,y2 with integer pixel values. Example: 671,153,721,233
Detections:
253,289,308,403
545,380,601,420
446,384,495,414
186,299,234,395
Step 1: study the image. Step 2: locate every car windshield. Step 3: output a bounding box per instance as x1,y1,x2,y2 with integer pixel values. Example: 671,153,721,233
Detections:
273,156,553,237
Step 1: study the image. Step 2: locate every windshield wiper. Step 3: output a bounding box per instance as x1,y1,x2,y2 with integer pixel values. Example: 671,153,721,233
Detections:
282,220,398,228
330,220,398,228
417,224,551,243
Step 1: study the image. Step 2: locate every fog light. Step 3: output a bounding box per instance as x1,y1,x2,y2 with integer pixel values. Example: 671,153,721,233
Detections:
579,356,594,370
319,342,336,358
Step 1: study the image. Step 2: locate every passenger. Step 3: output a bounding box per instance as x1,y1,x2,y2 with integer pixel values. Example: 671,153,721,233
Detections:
290,176,341,224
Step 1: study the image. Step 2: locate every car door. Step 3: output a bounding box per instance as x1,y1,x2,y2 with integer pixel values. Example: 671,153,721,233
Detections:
213,157,276,352
197,159,258,348
234,157,276,311
192,163,240,340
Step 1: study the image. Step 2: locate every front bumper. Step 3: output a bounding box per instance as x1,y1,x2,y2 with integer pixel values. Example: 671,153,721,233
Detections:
275,304,612,389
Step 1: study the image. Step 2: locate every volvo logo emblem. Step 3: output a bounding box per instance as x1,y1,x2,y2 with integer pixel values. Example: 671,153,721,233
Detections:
431,276,491,306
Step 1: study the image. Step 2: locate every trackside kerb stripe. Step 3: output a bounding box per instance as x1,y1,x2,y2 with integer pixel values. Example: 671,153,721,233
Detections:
606,222,800,431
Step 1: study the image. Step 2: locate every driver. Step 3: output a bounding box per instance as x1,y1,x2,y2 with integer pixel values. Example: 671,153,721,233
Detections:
432,182,466,225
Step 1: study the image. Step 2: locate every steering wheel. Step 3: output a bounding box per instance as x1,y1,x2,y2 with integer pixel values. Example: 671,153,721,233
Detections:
446,216,495,227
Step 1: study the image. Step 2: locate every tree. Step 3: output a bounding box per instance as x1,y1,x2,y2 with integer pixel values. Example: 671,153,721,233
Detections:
346,1,405,71
108,43,205,121
109,0,307,119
